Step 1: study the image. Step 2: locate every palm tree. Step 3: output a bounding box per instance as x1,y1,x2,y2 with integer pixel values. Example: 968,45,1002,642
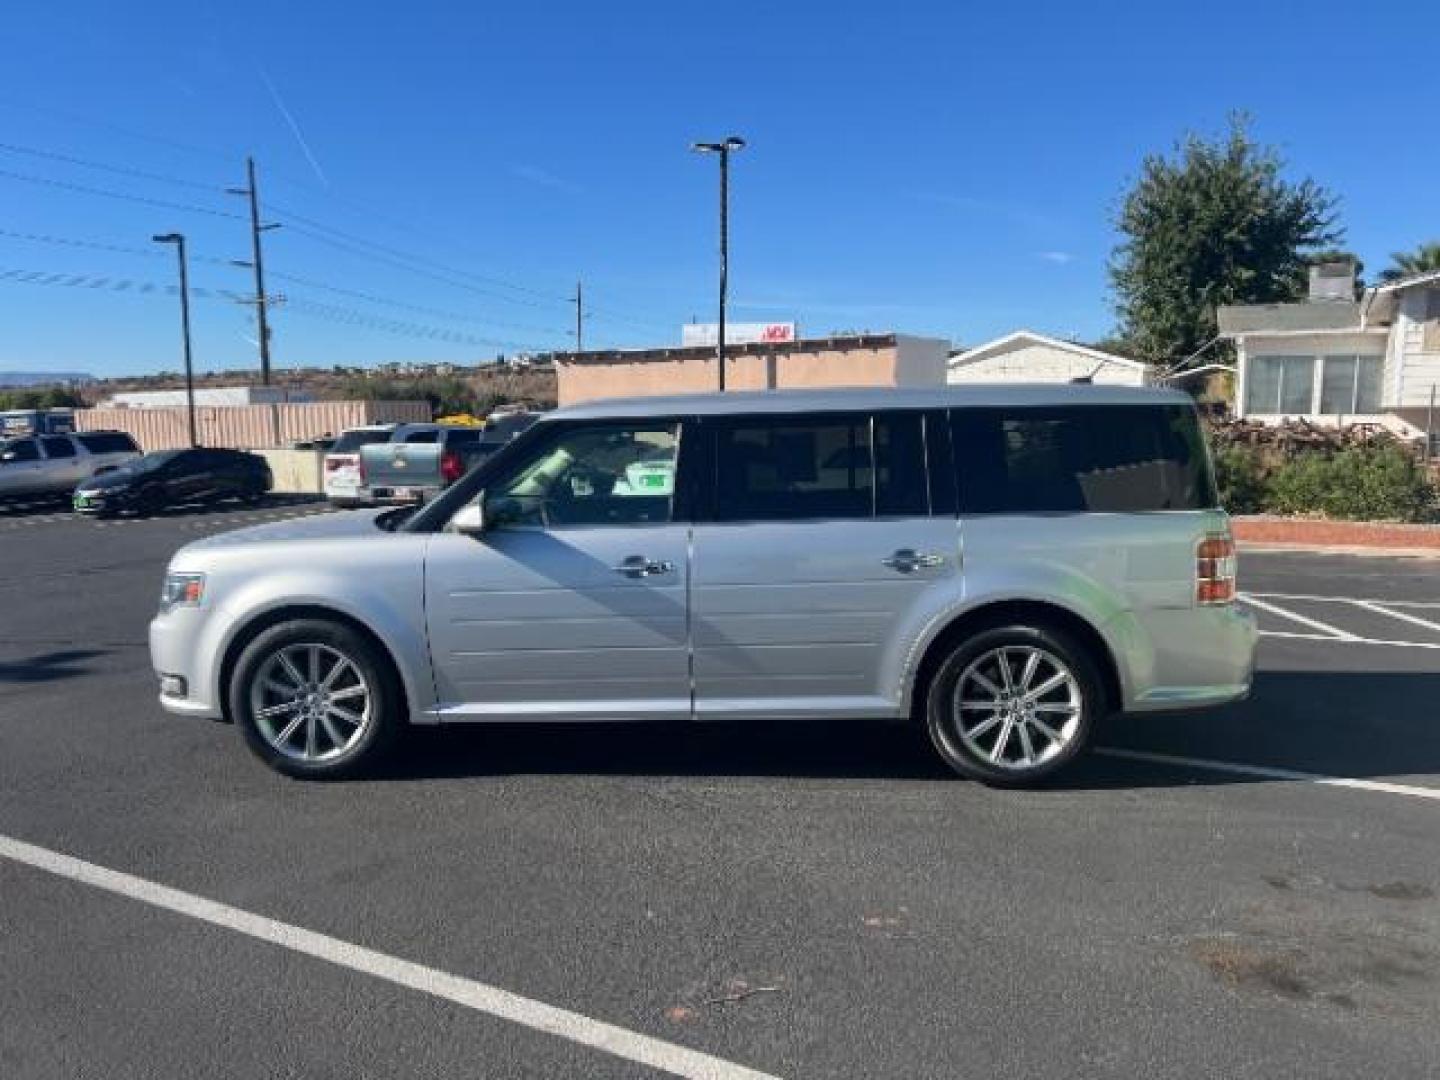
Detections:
1379,241,1440,283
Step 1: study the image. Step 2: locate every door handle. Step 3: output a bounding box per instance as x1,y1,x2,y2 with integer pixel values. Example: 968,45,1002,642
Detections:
882,548,946,573
611,555,675,579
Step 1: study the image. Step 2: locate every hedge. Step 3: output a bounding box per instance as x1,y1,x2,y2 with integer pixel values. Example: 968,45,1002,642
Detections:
1212,440,1438,523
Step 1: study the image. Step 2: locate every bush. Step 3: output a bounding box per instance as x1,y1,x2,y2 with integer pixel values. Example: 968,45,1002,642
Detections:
1214,439,1437,522
1268,445,1436,522
1213,447,1268,515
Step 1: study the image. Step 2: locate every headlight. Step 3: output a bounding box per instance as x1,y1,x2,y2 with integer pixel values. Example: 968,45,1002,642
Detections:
159,572,206,613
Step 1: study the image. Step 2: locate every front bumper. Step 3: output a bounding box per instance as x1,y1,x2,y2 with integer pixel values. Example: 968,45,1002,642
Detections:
149,607,224,719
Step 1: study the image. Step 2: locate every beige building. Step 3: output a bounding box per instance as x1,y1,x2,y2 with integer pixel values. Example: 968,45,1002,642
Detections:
553,333,948,406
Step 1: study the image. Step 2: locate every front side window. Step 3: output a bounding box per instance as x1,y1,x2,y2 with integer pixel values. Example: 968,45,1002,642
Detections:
485,422,679,528
953,404,1216,513
1,438,40,462
710,412,928,522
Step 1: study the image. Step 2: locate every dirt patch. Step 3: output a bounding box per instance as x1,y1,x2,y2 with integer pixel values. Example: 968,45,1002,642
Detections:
1189,939,1313,1000
1366,881,1435,902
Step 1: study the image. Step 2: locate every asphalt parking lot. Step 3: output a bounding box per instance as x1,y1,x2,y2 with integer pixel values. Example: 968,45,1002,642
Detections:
1,502,1438,1079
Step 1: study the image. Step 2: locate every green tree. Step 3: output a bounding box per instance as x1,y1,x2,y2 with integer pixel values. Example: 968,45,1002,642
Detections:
1378,241,1440,283
1110,116,1341,366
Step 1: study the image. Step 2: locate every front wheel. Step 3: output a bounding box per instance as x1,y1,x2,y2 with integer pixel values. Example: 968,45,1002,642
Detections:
925,624,1103,786
230,619,404,779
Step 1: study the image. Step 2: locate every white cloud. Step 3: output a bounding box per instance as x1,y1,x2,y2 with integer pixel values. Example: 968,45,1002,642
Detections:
1038,251,1074,265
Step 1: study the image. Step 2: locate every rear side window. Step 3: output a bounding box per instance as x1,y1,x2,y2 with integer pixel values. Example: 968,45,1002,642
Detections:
77,432,140,454
41,436,77,459
710,412,929,521
952,404,1216,513
402,429,440,444
331,430,392,454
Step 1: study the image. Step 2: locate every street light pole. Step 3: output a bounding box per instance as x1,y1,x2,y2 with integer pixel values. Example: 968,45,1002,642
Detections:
153,232,198,447
692,136,745,391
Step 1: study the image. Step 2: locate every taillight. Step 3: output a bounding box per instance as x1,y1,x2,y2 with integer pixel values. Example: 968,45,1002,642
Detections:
440,450,463,484
1196,533,1237,605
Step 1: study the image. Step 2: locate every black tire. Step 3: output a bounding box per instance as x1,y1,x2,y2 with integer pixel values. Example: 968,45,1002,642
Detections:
133,485,164,517
230,618,405,779
924,622,1104,787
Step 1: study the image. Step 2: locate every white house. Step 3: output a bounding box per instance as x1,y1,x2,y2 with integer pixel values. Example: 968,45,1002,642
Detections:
947,330,1152,387
1219,262,1440,435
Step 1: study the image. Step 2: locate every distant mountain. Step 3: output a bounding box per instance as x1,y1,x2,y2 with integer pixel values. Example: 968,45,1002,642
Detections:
0,371,95,388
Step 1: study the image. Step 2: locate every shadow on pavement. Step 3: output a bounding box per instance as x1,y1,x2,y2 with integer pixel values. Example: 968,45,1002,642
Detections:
0,648,109,685
377,670,1440,789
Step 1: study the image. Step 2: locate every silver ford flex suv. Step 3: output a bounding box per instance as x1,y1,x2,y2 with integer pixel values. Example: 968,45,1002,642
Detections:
149,385,1257,784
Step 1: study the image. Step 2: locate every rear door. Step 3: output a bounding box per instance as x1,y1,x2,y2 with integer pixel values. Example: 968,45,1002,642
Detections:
40,436,86,489
689,410,959,721
423,418,693,720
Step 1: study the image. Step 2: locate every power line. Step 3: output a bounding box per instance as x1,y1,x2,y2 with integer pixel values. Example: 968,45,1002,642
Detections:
0,224,566,338
266,200,569,305
0,167,245,220
0,264,550,351
0,140,224,193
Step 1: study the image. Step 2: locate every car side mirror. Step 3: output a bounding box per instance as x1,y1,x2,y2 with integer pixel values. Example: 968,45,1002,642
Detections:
451,494,487,536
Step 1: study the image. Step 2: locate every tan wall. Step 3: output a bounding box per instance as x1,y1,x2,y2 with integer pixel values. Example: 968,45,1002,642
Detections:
557,344,920,406
256,447,327,493
75,400,431,451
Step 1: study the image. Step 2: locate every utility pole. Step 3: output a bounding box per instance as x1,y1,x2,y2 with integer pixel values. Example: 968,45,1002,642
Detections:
691,137,745,391
227,157,279,385
573,280,584,353
152,232,198,447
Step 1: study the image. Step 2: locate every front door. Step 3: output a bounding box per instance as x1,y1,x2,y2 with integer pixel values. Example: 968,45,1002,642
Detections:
690,410,958,720
424,419,692,721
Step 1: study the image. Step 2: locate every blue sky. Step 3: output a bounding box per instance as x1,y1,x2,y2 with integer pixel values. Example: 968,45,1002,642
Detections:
2,0,1436,378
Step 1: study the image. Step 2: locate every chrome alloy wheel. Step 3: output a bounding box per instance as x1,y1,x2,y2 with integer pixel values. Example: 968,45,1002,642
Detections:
247,643,372,763
951,646,1082,771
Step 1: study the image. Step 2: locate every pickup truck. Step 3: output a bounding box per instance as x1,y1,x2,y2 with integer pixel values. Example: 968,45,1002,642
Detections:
343,416,540,507
355,425,496,505
0,430,142,502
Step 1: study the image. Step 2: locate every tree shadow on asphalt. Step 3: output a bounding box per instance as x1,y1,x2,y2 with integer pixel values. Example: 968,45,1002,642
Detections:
378,670,1440,790
0,648,109,685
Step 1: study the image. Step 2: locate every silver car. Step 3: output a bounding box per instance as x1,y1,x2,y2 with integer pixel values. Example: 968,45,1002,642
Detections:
150,385,1257,783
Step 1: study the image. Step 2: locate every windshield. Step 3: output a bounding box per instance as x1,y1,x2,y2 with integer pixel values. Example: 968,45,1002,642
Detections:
331,430,394,454
119,449,184,474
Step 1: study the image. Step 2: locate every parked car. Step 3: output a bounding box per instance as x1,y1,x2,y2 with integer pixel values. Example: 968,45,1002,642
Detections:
74,447,272,517
353,423,509,506
323,425,398,507
0,430,141,502
149,385,1257,782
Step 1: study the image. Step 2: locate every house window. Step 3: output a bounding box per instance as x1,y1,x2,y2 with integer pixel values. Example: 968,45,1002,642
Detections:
1245,355,1315,414
1317,355,1383,415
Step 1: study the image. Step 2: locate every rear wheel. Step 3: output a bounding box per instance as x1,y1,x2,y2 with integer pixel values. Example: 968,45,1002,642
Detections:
230,618,404,779
925,623,1102,786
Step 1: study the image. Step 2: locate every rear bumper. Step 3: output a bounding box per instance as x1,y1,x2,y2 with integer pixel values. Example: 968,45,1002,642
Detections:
1108,603,1259,713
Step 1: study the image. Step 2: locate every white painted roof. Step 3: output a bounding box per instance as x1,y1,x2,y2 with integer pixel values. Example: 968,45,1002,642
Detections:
948,330,1149,371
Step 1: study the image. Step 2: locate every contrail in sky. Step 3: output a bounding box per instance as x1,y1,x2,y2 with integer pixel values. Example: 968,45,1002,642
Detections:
259,68,328,186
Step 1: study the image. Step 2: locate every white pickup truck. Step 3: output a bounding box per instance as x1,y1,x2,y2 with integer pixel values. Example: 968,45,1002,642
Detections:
0,430,142,501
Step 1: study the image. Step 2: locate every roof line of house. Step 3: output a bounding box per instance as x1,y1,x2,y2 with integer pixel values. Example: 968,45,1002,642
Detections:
950,329,1148,370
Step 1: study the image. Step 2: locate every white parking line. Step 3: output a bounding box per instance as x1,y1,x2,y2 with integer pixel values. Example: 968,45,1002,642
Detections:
1239,594,1358,640
1244,592,1440,610
0,833,781,1080
1254,629,1440,651
1095,748,1440,802
1354,600,1440,635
